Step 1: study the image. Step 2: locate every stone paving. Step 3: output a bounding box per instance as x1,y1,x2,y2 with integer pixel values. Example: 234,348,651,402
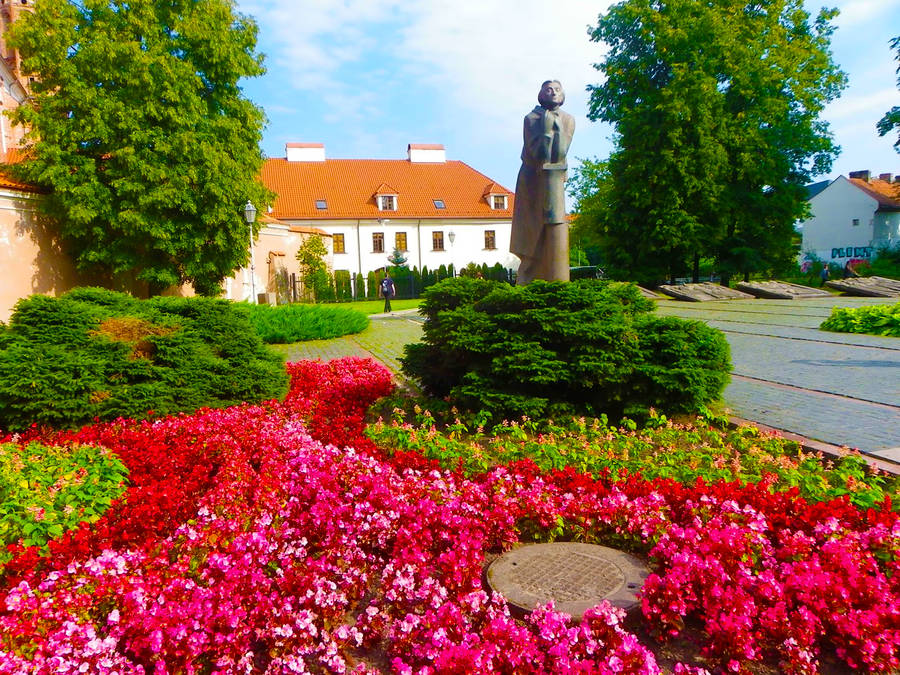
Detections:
274,297,900,462
656,296,900,460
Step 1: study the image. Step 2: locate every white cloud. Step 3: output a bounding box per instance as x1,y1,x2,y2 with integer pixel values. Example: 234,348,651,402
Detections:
394,1,609,129
826,87,898,122
831,0,900,29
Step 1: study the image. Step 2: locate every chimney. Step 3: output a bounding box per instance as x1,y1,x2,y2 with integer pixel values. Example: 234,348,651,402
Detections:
408,144,446,163
878,173,894,183
848,170,871,182
286,143,325,162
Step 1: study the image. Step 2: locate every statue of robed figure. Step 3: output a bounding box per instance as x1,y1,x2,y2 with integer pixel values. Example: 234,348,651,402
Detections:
510,80,575,285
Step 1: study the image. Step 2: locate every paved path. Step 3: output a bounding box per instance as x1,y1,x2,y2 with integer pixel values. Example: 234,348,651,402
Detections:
655,297,900,461
272,296,900,463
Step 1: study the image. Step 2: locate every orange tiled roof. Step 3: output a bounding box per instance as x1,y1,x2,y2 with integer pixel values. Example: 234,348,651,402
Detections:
849,177,900,210
261,157,514,220
0,148,41,193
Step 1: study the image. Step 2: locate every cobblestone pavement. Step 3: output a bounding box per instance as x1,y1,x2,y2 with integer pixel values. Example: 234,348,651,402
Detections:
274,298,900,461
657,296,900,460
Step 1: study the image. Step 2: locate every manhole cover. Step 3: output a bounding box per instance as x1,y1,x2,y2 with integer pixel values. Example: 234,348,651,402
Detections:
486,543,648,619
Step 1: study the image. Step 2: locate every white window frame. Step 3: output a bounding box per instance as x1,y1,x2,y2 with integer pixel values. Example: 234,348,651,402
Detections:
378,194,398,211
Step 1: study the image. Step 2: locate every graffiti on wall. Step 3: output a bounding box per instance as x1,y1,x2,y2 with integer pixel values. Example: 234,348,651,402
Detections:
830,246,873,259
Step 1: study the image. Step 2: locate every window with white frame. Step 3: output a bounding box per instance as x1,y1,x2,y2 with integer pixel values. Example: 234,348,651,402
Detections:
379,195,397,211
491,195,507,210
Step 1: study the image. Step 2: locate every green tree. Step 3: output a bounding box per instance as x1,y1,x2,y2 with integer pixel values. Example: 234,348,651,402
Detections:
877,36,900,152
387,246,408,267
586,0,846,286
7,0,271,295
296,235,330,301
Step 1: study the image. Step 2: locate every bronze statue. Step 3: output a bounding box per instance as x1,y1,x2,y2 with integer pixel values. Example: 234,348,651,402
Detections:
510,80,575,285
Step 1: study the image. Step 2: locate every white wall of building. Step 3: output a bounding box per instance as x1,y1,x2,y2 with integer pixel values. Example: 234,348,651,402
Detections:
801,176,879,262
284,218,518,278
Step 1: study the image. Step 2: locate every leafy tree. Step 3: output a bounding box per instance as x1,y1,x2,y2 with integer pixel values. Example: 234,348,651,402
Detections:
296,235,331,301
585,0,846,286
7,0,271,295
877,36,900,152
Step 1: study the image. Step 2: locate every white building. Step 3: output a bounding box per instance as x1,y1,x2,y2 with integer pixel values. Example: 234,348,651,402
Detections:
260,143,517,282
801,170,900,264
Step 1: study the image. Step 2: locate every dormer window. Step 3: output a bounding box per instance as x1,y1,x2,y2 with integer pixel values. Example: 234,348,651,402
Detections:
483,183,510,210
379,195,397,211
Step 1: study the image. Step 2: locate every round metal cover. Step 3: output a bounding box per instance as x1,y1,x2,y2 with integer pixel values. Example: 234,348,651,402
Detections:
486,542,648,619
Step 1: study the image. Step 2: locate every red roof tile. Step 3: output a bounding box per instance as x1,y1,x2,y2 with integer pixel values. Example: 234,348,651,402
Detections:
261,158,514,220
849,177,900,211
0,149,41,193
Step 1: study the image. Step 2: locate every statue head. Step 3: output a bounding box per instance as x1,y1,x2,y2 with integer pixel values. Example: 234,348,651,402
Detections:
537,80,564,110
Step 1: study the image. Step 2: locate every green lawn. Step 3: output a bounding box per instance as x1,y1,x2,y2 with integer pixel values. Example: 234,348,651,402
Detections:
329,299,421,315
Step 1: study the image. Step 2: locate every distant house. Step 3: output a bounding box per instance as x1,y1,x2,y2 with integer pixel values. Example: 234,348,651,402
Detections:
260,143,517,288
801,170,900,264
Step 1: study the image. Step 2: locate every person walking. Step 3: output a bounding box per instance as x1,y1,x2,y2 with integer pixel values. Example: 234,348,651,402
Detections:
380,272,396,313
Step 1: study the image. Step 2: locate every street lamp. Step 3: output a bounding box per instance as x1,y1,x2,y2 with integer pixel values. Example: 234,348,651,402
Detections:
243,200,257,304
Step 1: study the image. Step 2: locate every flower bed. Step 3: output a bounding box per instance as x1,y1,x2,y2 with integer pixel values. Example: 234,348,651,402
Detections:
1,357,898,673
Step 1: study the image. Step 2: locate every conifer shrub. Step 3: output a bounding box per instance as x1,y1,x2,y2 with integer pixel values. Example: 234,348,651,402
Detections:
247,303,369,343
0,288,288,431
401,278,730,421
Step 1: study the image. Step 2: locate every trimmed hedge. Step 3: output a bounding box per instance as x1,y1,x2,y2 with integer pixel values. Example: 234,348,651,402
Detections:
401,278,730,420
0,288,288,431
247,303,369,343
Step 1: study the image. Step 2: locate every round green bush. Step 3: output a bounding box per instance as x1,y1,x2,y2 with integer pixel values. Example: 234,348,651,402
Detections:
0,288,288,431
401,278,730,421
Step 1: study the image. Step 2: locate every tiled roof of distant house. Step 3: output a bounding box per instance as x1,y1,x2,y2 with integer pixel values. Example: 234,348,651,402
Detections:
804,180,830,200
261,149,514,220
849,176,900,211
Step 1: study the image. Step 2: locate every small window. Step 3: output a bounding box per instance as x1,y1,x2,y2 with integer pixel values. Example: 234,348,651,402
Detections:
484,230,496,250
491,195,507,210
333,233,345,254
432,231,444,251
395,232,408,251
372,232,384,253
433,199,446,209
315,199,327,210
379,195,397,211
852,218,860,227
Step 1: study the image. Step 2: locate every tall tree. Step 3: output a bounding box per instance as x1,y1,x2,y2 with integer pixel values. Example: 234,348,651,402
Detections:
877,36,900,153
585,0,846,285
7,0,271,295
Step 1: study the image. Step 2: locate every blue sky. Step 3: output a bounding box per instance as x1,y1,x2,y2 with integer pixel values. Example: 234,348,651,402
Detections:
236,0,900,194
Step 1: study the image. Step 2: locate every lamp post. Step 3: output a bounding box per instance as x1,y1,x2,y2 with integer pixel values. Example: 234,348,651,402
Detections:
243,200,257,304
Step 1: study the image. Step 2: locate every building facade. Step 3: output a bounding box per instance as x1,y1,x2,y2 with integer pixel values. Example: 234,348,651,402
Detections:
260,143,517,285
801,170,900,264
